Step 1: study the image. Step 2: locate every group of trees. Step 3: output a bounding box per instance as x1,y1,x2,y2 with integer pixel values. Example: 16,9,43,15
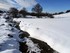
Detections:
0,10,3,13
53,10,70,15
66,10,70,13
8,3,54,18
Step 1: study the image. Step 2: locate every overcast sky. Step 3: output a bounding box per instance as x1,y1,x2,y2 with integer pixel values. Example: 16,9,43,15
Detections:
0,0,70,13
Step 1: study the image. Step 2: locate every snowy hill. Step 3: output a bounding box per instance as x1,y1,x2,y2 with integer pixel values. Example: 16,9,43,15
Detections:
14,13,70,53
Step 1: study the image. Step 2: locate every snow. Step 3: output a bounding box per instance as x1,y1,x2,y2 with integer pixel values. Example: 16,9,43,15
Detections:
14,13,70,53
0,14,42,53
0,17,21,53
0,49,20,53
54,12,70,18
0,12,70,53
24,37,41,53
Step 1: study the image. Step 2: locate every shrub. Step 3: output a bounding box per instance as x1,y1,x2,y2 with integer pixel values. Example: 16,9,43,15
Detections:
46,13,54,18
0,10,3,13
48,14,54,18
58,12,64,14
53,13,58,15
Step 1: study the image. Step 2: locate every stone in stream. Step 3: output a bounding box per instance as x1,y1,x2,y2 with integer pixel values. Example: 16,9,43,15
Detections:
14,22,20,30
8,24,13,27
8,34,13,38
19,31,30,39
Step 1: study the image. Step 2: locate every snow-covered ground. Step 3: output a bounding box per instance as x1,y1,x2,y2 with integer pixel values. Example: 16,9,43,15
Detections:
14,13,70,53
0,17,21,53
0,14,42,53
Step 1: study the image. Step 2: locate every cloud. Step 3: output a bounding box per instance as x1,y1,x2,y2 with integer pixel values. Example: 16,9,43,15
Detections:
15,0,37,7
0,3,12,10
0,0,37,10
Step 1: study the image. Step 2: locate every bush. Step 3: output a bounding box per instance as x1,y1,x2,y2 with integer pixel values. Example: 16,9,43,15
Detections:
53,13,58,15
0,10,3,13
58,12,64,14
36,13,42,18
46,13,54,18
48,14,54,18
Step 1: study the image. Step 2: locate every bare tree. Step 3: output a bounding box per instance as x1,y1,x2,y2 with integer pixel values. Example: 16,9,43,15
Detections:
32,3,43,18
32,3,43,13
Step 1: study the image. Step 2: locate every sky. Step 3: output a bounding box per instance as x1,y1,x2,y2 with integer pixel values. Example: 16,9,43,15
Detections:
0,0,70,13
36,0,70,13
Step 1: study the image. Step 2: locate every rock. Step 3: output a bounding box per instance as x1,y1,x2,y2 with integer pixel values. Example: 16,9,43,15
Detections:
30,37,58,53
19,30,24,33
36,27,40,30
0,24,5,26
19,37,58,53
19,42,28,53
11,28,14,31
8,24,12,27
14,23,20,30
8,34,13,38
19,31,30,39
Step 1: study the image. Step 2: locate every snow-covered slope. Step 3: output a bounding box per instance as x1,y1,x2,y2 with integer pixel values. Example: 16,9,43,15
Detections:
14,13,70,53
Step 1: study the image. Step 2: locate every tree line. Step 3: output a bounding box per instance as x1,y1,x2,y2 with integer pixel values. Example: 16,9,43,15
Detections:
7,3,54,18
53,10,70,15
1,3,70,18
